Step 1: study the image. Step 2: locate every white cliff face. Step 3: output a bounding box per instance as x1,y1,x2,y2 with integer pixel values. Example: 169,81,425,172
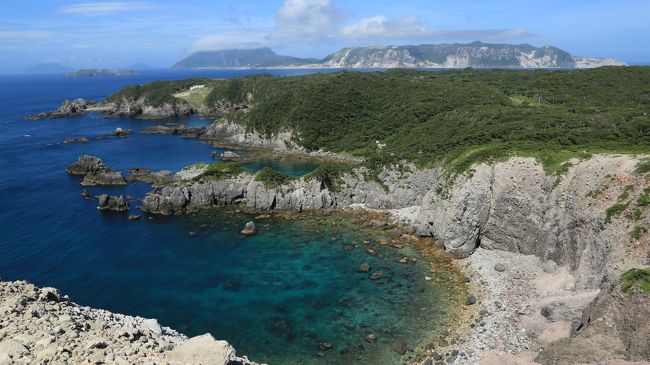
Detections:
201,121,300,151
574,57,628,68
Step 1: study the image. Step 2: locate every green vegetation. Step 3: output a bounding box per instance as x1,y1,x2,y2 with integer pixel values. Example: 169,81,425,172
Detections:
630,226,647,239
305,163,353,192
586,188,604,198
621,268,650,295
255,167,296,188
617,185,636,201
637,160,650,174
194,162,244,181
605,203,627,224
107,67,650,172
638,187,650,207
175,87,213,108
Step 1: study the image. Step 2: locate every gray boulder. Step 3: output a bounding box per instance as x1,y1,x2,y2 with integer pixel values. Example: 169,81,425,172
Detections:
96,194,128,212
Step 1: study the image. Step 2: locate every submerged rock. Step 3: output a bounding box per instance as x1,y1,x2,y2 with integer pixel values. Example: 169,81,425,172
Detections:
392,339,408,355
240,221,256,235
359,263,371,272
113,127,132,137
128,214,141,221
63,136,89,144
96,194,128,212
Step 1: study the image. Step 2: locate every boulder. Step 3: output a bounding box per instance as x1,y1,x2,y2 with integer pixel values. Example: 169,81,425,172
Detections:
392,339,408,355
359,263,371,272
240,221,256,235
39,287,63,302
169,334,235,365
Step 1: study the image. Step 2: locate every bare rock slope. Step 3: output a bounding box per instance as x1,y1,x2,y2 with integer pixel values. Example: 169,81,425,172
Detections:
0,279,259,365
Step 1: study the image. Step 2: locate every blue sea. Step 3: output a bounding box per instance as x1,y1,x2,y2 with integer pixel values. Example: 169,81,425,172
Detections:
0,69,454,364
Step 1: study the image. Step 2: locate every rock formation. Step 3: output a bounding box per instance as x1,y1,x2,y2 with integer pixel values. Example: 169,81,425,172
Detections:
96,194,128,212
26,99,108,120
0,279,259,365
66,155,127,186
127,168,175,187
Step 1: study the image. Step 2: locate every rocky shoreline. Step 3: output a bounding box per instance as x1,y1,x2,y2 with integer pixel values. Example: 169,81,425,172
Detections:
0,279,261,365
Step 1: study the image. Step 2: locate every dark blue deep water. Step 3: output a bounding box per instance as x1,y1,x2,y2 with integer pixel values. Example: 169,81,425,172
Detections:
0,70,454,364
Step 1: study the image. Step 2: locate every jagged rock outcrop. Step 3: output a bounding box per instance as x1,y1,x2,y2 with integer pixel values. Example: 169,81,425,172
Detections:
416,156,649,288
143,125,205,138
201,121,298,150
26,99,100,120
96,194,128,212
66,155,126,186
127,168,176,187
0,279,259,365
536,274,650,364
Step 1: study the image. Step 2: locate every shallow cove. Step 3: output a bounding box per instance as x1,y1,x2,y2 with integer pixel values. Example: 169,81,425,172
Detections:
140,208,457,365
0,70,461,365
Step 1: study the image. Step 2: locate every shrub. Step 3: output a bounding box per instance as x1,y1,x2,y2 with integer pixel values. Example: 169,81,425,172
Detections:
255,167,295,188
194,162,243,181
621,268,650,294
304,163,352,192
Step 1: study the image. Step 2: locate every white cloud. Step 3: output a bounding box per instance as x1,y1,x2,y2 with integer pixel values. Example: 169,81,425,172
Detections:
60,2,155,16
188,33,270,52
340,14,530,42
269,0,343,42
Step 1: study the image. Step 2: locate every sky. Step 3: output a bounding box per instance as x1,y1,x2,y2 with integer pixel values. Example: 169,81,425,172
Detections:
1,0,649,72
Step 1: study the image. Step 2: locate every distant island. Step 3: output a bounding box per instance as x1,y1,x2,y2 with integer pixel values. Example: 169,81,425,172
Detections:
65,69,137,77
173,42,626,70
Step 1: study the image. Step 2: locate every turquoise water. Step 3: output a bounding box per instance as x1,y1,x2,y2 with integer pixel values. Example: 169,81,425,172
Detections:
0,70,455,364
244,159,320,176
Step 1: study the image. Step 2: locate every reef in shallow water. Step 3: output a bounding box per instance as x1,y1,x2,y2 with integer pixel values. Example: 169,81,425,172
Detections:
146,208,466,365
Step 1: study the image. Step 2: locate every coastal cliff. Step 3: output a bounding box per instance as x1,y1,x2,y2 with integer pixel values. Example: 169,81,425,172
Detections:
141,155,649,290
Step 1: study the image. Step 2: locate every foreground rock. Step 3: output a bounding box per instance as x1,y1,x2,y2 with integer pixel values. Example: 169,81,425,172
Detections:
66,155,126,186
537,272,650,364
96,194,128,212
0,279,260,365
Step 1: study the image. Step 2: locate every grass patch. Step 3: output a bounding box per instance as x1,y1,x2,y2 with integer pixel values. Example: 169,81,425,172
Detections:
194,162,244,181
621,268,650,295
605,203,627,224
617,184,636,201
637,160,650,174
586,189,603,198
255,167,296,188
631,226,647,240
304,163,353,192
174,87,213,108
638,187,650,207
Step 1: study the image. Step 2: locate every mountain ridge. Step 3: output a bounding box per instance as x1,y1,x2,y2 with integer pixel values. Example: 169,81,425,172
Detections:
173,42,626,69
